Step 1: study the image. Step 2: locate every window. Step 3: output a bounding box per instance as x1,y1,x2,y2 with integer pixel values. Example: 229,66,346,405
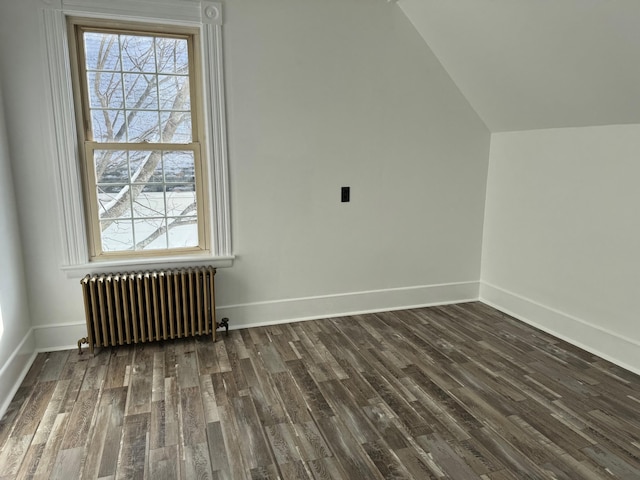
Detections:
69,19,210,260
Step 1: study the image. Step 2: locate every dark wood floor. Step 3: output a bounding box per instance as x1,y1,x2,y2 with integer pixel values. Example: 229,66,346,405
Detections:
1,302,639,479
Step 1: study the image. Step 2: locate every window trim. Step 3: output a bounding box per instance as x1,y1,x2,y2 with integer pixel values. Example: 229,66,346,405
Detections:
40,0,232,273
69,19,210,260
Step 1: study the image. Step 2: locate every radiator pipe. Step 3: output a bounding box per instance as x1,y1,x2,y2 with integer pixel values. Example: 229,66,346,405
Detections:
216,317,229,337
77,337,89,355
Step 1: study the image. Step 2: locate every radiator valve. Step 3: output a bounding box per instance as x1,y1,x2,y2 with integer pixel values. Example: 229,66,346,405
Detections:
216,317,229,337
77,337,89,355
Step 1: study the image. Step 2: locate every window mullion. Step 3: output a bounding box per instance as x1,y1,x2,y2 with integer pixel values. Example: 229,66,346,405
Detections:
84,142,198,153
83,142,102,257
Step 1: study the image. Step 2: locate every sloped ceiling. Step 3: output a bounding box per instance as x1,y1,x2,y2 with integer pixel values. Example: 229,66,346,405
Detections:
398,0,640,132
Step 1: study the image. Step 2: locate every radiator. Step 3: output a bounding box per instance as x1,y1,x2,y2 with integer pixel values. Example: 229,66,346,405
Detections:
79,266,227,354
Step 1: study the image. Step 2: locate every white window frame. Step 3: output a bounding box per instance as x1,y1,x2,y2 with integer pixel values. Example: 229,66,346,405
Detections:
40,0,232,274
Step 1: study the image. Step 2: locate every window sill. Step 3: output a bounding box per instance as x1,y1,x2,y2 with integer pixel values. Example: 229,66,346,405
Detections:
61,254,235,279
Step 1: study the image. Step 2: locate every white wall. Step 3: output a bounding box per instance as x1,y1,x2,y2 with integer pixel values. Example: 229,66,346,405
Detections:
0,80,35,416
0,0,490,347
398,0,640,132
481,125,640,374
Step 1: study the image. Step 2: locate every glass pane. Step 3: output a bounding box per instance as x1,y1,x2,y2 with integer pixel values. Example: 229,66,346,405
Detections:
87,71,124,110
84,32,121,71
143,231,169,249
145,234,168,250
132,185,165,218
120,35,156,73
101,220,134,251
97,185,131,220
127,111,160,143
165,185,196,217
124,73,158,110
133,218,166,250
81,30,202,254
167,218,198,248
94,150,129,184
158,75,190,110
160,112,191,143
97,186,113,217
91,109,126,143
128,150,149,180
128,150,164,184
84,31,194,146
164,151,195,183
148,157,164,183
156,37,188,74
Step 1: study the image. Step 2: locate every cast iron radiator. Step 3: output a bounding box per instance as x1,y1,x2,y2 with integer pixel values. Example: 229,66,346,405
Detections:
78,266,228,354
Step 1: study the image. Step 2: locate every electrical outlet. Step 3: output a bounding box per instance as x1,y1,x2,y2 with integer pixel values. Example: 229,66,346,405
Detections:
341,186,350,202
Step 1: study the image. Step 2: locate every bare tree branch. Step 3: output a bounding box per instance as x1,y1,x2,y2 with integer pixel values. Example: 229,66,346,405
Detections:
99,80,190,229
89,33,196,251
134,202,197,249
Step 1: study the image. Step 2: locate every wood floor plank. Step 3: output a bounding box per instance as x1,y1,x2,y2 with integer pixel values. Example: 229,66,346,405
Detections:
59,388,100,450
206,421,231,477
307,456,350,480
148,445,180,480
0,386,32,449
97,387,128,478
195,336,221,375
263,423,298,466
150,399,166,450
1,303,639,480
200,374,220,424
114,412,149,480
315,415,385,480
213,339,233,374
81,354,109,392
179,385,207,446
32,413,69,480
418,432,482,479
59,361,88,414
81,391,114,479
151,351,166,403
49,446,84,480
363,439,414,479
394,446,443,479
217,403,249,480
239,359,286,426
0,434,32,477
162,377,180,448
20,354,48,388
31,380,71,445
10,381,57,438
15,440,46,479
103,348,133,390
288,326,331,383
38,351,71,383
448,436,506,477
315,379,379,444
183,442,214,480
285,360,333,420
278,459,313,480
270,372,313,425
231,395,274,471
125,347,154,415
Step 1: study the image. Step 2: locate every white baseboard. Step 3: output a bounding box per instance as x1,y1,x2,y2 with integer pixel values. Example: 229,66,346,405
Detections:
0,329,37,421
32,281,480,351
216,281,480,330
480,282,640,376
33,322,88,353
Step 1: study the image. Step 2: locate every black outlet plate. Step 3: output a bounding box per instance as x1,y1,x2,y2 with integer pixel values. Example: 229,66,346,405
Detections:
341,186,350,202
